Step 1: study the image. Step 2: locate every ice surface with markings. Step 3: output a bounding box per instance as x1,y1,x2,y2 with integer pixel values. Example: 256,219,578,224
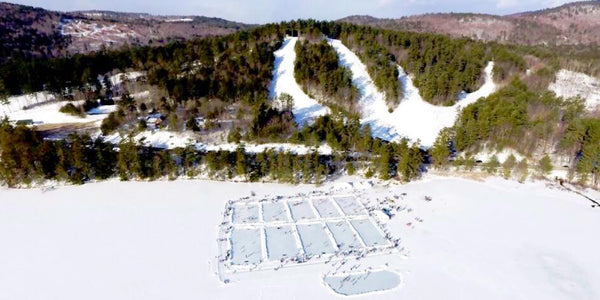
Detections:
219,191,398,277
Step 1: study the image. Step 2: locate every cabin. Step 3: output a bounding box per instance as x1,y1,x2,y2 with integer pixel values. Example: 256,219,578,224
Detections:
145,113,164,130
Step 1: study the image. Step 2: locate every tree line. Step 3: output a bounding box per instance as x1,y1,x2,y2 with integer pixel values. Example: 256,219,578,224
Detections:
0,119,425,187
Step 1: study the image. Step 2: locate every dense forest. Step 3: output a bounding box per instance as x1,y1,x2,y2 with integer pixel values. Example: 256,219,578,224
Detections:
294,39,357,115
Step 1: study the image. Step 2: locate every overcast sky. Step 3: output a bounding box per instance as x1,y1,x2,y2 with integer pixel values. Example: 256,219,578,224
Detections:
10,0,576,23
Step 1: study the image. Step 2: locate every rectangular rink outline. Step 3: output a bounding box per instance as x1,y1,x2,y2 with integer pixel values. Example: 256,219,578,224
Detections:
296,223,336,257
261,201,290,223
230,227,263,265
264,225,303,261
326,220,364,251
349,219,390,247
333,196,367,216
232,202,260,224
287,198,317,221
312,197,342,218
220,192,398,277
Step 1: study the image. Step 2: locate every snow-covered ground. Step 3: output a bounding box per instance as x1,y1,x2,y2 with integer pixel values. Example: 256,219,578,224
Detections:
60,19,143,50
269,37,330,126
328,38,497,147
99,71,146,88
1,176,599,299
104,128,335,154
0,93,112,126
549,69,600,110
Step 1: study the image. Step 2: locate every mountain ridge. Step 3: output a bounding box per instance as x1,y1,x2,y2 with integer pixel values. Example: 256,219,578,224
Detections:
0,2,252,60
338,1,600,45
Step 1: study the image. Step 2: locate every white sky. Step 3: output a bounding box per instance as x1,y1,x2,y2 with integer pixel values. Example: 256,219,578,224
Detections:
9,0,576,23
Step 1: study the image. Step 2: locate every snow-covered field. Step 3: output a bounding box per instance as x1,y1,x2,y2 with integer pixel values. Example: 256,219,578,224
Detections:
328,38,497,147
269,37,331,125
1,176,599,299
549,69,600,110
0,93,113,126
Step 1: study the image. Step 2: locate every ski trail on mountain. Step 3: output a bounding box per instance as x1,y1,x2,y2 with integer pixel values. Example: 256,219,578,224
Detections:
269,37,330,126
328,38,496,148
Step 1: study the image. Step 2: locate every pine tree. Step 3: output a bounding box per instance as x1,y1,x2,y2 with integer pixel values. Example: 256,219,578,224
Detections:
515,159,529,183
484,155,500,175
537,155,553,178
502,154,517,179
431,130,451,169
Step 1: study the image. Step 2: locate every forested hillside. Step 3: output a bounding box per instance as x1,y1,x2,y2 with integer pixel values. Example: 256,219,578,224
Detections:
1,18,600,187
294,39,357,114
0,2,250,60
339,2,600,46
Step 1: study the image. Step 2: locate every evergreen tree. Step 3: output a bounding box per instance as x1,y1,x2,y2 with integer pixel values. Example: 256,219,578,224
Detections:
236,145,247,177
502,154,517,179
484,155,500,175
537,155,553,178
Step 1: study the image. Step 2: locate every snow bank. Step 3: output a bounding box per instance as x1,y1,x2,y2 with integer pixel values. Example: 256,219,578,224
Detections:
269,37,330,126
104,129,334,154
328,38,496,147
198,142,333,155
104,130,197,149
549,69,600,110
470,147,525,163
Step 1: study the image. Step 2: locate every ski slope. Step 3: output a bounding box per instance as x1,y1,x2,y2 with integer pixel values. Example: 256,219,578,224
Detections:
328,38,496,147
1,176,599,299
549,69,600,110
269,37,330,126
389,63,496,147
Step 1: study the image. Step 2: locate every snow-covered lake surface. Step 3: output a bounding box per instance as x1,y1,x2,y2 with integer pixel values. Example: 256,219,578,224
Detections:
549,69,600,110
328,38,496,147
269,37,330,126
1,176,599,299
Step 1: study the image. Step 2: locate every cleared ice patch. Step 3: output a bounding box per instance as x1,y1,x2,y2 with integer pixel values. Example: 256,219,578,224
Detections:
230,227,262,265
297,223,336,257
323,270,401,296
232,203,260,224
326,221,364,252
288,199,317,221
265,225,303,261
262,201,290,223
350,219,389,248
334,196,366,216
312,198,342,218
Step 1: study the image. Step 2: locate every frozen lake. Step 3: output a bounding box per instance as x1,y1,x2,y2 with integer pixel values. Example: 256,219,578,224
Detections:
1,176,600,299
